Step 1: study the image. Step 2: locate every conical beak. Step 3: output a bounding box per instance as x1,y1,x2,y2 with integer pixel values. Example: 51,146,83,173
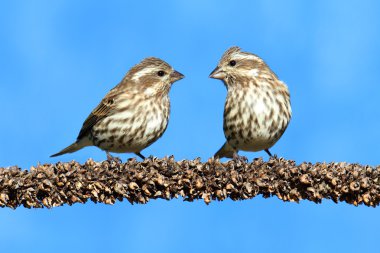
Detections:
170,70,185,82
209,66,225,79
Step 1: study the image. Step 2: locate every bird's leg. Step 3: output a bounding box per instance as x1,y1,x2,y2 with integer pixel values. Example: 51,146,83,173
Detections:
106,151,122,163
265,149,273,157
232,152,248,163
135,152,146,160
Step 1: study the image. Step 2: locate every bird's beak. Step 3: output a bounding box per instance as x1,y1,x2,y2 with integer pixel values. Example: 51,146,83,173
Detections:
209,66,225,79
170,70,185,82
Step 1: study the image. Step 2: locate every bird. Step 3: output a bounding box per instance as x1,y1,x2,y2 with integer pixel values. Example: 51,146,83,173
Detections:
209,46,291,159
51,57,184,160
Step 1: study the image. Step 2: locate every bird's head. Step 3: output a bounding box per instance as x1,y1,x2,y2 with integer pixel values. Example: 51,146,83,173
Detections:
125,57,184,96
209,46,272,86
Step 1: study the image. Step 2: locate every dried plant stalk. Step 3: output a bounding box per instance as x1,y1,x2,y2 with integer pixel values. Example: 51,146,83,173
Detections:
0,157,379,209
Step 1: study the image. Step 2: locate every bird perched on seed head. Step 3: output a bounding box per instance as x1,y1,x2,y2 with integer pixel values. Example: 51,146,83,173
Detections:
210,46,291,159
51,57,184,160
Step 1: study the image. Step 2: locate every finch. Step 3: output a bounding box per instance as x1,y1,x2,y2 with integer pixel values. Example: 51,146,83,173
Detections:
51,57,184,160
210,46,291,159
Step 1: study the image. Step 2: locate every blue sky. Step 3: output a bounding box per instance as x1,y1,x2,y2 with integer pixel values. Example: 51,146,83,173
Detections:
1,0,380,252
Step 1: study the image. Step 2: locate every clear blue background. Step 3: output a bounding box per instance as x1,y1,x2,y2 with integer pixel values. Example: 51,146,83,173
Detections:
1,0,379,252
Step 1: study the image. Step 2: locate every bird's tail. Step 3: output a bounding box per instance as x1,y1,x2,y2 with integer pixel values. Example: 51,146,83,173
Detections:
50,138,90,157
214,142,236,159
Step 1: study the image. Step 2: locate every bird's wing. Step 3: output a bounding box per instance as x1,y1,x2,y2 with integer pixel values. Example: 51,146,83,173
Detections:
76,88,121,140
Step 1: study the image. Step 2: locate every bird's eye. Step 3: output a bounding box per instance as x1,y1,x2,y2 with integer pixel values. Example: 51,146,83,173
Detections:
157,71,165,77
229,60,236,67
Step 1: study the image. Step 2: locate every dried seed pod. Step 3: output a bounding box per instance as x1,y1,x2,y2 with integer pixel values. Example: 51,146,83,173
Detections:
202,193,211,204
42,197,52,208
154,191,162,197
326,172,334,180
352,170,359,178
341,186,349,193
138,195,147,204
226,183,235,190
215,190,224,199
300,163,308,172
350,181,360,192
142,184,151,196
0,193,9,204
255,178,266,187
75,181,83,190
360,178,370,189
105,198,115,205
243,182,253,194
195,179,204,189
0,157,379,208
155,175,164,186
331,178,339,186
114,182,126,195
362,192,371,204
136,172,144,181
299,174,312,185
91,190,99,198
128,182,139,190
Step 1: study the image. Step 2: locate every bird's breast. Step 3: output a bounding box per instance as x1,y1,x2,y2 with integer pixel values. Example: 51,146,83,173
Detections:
223,86,291,151
91,97,170,152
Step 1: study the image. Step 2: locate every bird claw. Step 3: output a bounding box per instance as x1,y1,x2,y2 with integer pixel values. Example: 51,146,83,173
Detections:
232,153,248,163
106,152,122,164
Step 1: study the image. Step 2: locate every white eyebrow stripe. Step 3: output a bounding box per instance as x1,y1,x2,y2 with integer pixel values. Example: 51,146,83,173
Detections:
131,67,156,81
232,54,259,61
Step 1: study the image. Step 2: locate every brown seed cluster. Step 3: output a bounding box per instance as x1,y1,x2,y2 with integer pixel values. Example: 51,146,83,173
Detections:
0,157,380,209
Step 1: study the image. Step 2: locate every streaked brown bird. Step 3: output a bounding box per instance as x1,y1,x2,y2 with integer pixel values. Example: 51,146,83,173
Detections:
210,46,291,159
51,57,184,160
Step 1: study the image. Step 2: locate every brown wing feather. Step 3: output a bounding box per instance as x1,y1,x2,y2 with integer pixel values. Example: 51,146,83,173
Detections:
76,88,121,140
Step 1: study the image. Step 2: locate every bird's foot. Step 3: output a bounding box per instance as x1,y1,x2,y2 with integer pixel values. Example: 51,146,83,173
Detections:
106,152,122,164
135,152,146,160
265,149,273,157
265,149,279,160
232,153,248,163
